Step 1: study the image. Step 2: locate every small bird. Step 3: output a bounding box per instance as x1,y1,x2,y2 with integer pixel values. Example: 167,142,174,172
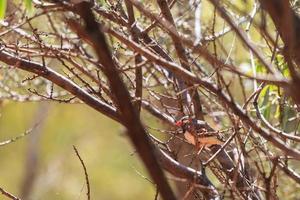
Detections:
175,116,223,150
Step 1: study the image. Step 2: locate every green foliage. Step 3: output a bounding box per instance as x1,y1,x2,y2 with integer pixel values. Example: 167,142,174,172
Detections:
259,85,278,120
275,54,291,78
255,59,268,74
25,0,32,11
259,85,270,119
258,83,297,133
257,53,293,127
0,0,7,19
0,0,33,19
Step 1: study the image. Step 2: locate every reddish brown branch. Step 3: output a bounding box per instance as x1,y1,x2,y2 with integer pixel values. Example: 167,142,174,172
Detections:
73,145,91,200
0,12,226,198
0,187,21,200
208,0,279,75
259,0,300,65
104,3,300,160
70,2,176,199
156,0,204,120
125,1,143,115
0,50,120,123
156,149,220,200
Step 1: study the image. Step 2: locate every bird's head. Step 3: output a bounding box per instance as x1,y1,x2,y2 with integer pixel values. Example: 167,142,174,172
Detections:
175,116,209,132
175,116,191,131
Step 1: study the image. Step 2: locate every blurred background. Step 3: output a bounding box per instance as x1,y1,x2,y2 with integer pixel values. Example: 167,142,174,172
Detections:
1,0,300,199
0,101,155,199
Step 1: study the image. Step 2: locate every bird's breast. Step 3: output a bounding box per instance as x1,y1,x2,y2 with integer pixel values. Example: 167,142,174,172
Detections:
184,131,196,145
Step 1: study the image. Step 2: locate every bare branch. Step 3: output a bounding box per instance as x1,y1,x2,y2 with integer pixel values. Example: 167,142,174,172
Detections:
0,187,21,200
69,2,176,199
73,145,91,200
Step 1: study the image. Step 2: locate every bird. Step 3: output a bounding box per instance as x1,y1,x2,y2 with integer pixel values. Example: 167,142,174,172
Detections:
175,116,223,150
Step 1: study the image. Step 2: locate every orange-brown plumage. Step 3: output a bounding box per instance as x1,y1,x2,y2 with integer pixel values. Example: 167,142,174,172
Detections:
175,117,223,149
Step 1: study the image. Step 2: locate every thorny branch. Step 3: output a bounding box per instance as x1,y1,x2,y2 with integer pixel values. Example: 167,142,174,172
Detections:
69,2,176,199
73,145,91,200
1,0,300,199
0,187,21,200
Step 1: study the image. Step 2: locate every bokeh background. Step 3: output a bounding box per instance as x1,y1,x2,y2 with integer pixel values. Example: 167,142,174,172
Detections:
1,0,300,199
0,101,155,199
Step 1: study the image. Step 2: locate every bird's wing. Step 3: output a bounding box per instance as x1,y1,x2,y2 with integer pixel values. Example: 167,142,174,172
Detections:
184,131,196,145
184,131,223,146
198,136,223,145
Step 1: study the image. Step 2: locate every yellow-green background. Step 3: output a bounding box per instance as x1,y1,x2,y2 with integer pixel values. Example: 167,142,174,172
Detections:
0,102,155,200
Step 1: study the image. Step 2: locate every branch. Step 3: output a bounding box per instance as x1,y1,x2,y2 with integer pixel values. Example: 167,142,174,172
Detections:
125,1,143,115
127,0,287,83
155,148,220,200
73,145,90,200
0,128,32,147
70,2,176,199
156,0,204,120
259,0,300,65
253,86,300,143
0,187,21,200
0,50,120,123
0,4,225,198
104,3,300,160
208,0,279,75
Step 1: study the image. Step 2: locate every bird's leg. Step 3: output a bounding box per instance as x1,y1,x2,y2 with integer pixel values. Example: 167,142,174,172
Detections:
195,132,205,155
196,144,205,155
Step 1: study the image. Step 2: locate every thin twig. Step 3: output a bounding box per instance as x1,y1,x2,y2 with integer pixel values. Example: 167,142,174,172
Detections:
0,187,21,200
73,145,91,200
204,130,237,166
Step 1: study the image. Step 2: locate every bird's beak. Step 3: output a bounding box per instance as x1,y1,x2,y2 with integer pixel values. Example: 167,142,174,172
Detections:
175,121,182,127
